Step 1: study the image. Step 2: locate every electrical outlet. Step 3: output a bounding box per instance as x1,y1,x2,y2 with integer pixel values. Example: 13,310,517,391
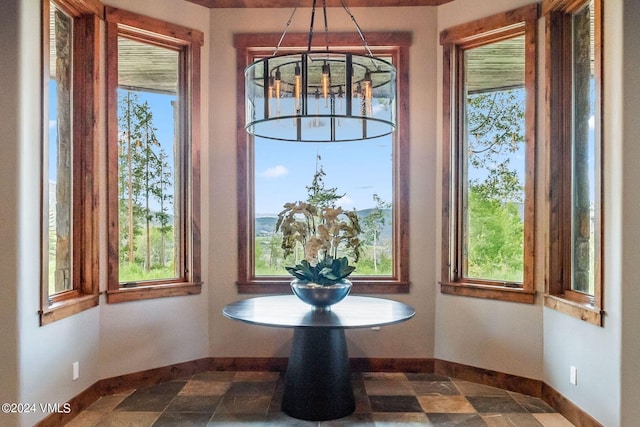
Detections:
570,365,577,385
72,362,79,381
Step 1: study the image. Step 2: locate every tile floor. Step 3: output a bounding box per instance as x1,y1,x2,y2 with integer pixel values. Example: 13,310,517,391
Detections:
65,371,575,426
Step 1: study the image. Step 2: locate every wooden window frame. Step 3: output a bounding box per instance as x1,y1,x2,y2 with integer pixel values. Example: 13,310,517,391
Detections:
234,32,411,294
440,4,539,304
105,7,203,303
543,0,604,325
40,0,102,325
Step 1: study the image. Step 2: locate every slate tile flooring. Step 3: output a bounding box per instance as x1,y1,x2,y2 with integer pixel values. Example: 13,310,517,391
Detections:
65,371,575,426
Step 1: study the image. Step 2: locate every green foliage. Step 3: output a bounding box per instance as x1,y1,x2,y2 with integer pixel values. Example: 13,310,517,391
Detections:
352,250,392,275
117,91,175,278
119,262,176,283
285,256,355,286
467,89,525,204
466,185,524,282
463,88,526,282
305,154,344,210
467,90,524,167
361,193,391,274
254,235,393,277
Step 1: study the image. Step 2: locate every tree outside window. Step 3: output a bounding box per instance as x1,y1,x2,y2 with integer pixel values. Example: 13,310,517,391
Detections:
117,89,177,283
105,7,203,303
440,4,538,303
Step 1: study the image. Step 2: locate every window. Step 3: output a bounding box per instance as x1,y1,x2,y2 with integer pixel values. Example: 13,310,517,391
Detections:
440,4,538,303
235,33,411,294
106,8,203,303
544,0,603,325
40,0,101,325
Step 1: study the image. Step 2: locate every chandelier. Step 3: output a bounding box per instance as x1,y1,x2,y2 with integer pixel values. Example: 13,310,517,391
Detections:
244,0,397,142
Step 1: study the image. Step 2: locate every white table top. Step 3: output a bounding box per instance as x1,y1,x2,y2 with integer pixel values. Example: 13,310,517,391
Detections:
223,295,415,329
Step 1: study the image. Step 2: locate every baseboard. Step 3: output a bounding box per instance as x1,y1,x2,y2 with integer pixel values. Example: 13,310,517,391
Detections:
433,359,542,397
209,356,288,372
542,382,603,427
34,357,602,427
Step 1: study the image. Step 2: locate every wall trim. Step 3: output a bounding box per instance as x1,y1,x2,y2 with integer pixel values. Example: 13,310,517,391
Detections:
434,359,542,397
542,382,603,427
34,357,601,427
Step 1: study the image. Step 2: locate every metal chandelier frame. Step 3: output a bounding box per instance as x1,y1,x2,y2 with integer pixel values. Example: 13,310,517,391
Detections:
244,0,397,142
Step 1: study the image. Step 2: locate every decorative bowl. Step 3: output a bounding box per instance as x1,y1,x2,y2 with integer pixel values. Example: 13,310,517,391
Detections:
290,279,352,311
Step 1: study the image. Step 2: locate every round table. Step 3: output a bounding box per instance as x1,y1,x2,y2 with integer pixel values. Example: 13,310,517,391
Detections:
222,295,415,421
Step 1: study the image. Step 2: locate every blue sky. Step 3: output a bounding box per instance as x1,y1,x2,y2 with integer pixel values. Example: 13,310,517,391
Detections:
49,84,177,185
254,136,393,216
251,94,395,215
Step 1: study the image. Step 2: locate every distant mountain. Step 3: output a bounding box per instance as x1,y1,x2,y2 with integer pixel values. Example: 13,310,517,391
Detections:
255,215,278,237
255,209,392,241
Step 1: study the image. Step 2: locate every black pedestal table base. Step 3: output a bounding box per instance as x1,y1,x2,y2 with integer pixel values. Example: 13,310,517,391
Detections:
222,296,415,422
282,327,355,421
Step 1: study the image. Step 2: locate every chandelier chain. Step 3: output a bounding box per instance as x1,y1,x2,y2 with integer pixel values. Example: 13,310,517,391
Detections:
307,0,317,51
273,0,302,55
322,0,329,51
340,0,373,56
275,0,373,56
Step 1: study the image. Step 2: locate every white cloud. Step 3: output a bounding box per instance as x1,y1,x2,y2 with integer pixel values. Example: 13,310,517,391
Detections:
372,103,388,116
261,165,288,178
337,195,354,207
589,115,595,130
49,120,56,129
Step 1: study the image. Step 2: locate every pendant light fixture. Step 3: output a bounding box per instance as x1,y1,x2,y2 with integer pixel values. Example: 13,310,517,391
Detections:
244,0,397,142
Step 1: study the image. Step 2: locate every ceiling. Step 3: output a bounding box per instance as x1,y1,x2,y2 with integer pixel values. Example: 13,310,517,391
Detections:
185,0,453,8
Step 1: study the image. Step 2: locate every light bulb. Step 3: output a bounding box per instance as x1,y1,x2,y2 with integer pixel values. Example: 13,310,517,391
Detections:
268,76,275,117
268,76,275,99
275,70,281,99
337,86,344,126
354,82,362,98
315,88,320,127
294,64,301,113
364,71,373,116
322,63,331,107
275,69,281,118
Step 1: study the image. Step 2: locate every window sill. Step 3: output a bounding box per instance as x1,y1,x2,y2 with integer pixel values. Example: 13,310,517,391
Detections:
40,293,99,326
544,294,603,326
440,282,536,304
106,282,202,303
237,278,410,294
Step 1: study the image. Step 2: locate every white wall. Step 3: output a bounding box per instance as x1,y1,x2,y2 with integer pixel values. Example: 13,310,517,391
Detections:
0,1,23,426
435,0,544,382
2,1,211,425
207,6,438,360
620,0,640,425
9,1,103,425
